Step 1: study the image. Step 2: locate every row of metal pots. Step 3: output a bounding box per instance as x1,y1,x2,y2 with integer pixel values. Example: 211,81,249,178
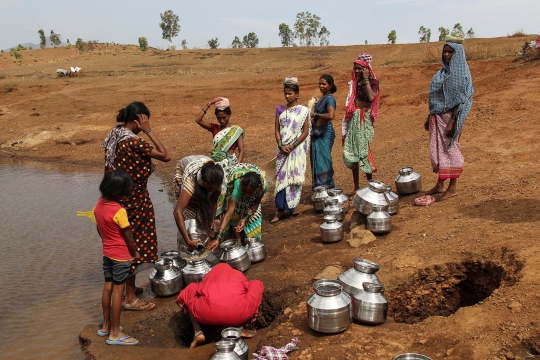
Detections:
149,237,267,297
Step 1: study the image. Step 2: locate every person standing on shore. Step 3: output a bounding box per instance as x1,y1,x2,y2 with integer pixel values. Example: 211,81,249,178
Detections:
342,53,380,193
101,101,171,311
424,36,474,202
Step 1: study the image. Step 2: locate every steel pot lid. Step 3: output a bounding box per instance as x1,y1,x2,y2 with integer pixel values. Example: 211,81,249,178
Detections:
154,258,172,272
161,250,181,257
220,239,239,250
215,339,237,352
398,167,414,176
221,327,242,340
368,180,388,193
393,354,432,360
352,258,380,274
362,282,384,293
323,215,337,223
320,216,343,230
314,185,328,192
313,279,343,297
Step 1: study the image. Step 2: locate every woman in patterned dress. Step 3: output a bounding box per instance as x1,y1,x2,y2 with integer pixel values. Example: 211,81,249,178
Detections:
101,101,170,311
271,77,311,223
424,40,474,201
195,97,244,178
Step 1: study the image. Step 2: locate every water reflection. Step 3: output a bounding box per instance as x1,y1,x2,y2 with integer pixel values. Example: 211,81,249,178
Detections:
0,158,177,359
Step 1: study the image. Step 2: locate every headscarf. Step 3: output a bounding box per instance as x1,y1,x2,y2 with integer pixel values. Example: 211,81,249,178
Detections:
101,125,137,170
344,53,380,122
429,42,474,147
214,97,230,110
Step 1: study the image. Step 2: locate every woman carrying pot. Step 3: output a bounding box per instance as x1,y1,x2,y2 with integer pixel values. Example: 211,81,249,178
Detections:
101,101,171,311
173,155,226,252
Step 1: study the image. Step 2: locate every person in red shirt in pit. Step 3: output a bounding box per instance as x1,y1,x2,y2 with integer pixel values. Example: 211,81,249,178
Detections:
93,169,140,345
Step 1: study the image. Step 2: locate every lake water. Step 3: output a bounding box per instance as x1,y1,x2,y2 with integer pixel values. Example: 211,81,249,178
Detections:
0,158,177,359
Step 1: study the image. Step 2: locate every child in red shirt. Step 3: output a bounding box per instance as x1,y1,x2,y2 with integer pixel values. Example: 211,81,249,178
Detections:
94,170,139,345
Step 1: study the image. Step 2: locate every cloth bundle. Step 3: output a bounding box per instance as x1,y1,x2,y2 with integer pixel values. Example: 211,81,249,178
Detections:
415,195,436,206
252,337,298,360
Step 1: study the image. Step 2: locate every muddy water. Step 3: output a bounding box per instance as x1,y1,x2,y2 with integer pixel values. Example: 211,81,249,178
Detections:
0,158,177,359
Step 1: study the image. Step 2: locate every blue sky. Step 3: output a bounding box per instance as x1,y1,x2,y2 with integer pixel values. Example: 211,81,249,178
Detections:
1,0,538,50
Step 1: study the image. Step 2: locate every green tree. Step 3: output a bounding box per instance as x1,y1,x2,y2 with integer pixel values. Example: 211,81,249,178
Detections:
319,26,330,46
181,39,188,50
50,30,61,47
38,29,46,49
159,10,180,49
466,28,475,38
207,38,219,49
452,23,463,35
75,38,85,54
138,37,148,51
242,32,259,48
438,27,449,41
418,26,431,43
231,36,243,48
294,11,324,46
278,23,293,47
388,30,397,44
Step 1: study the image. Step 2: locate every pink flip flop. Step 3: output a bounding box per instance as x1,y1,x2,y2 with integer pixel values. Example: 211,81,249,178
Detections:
415,195,436,206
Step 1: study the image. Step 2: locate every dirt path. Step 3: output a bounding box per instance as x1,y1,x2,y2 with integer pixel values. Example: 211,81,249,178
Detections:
2,38,540,359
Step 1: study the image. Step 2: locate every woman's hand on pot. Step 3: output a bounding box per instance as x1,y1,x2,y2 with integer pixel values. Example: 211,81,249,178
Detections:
185,237,199,249
206,239,219,252
234,219,246,232
135,114,151,132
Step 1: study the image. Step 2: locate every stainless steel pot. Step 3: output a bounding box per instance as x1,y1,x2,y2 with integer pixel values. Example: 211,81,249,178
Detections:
320,215,343,243
245,238,267,263
353,180,389,215
209,339,240,360
352,282,388,325
384,186,399,215
219,240,251,272
393,354,433,360
366,204,392,233
149,258,183,297
326,188,350,214
182,257,212,286
221,327,248,360
307,279,352,334
338,258,383,297
323,198,345,222
312,186,329,212
395,167,422,195
160,250,187,270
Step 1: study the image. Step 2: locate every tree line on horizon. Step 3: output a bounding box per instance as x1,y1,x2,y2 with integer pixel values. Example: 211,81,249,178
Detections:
387,23,475,44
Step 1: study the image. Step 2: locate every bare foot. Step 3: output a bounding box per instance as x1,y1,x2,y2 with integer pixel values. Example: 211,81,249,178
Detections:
438,190,458,201
241,328,257,338
190,331,205,349
426,185,445,195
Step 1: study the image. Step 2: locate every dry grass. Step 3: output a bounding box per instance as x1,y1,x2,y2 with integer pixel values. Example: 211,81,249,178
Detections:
3,84,17,93
423,46,440,63
466,41,521,61
380,56,403,67
508,29,528,38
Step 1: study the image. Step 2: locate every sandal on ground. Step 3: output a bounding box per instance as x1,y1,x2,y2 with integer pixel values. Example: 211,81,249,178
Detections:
123,298,155,311
106,335,139,346
190,331,205,349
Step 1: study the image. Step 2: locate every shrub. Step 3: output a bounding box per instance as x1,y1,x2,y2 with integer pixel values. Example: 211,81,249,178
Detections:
508,29,527,37
4,84,17,93
138,37,148,51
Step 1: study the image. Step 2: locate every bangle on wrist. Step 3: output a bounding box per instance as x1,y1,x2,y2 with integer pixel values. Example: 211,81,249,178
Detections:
143,128,152,135
314,113,320,120
293,141,299,148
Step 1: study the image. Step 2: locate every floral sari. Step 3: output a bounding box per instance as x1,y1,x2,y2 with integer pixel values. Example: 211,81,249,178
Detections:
211,125,244,178
275,105,311,210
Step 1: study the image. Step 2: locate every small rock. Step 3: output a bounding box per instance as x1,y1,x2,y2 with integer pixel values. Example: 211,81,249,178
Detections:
347,228,376,247
158,188,164,192
283,308,292,315
445,348,453,356
291,329,300,336
506,351,515,359
508,301,522,313
70,142,76,146
313,265,341,281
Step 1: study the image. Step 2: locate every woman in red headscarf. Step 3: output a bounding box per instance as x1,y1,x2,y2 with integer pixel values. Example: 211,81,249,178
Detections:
341,53,380,192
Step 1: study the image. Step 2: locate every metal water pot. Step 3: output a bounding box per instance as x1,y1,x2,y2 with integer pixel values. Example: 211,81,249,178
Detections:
338,258,383,297
395,167,422,195
393,354,433,360
221,328,248,360
384,185,399,215
323,198,345,222
312,186,329,212
160,250,187,270
366,204,392,233
182,257,212,286
219,240,251,272
307,279,352,334
245,238,267,263
320,215,343,243
353,180,389,215
209,339,240,360
149,258,184,297
352,282,388,325
326,188,350,214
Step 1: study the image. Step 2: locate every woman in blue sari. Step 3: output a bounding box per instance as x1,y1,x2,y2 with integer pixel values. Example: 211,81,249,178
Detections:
310,74,337,190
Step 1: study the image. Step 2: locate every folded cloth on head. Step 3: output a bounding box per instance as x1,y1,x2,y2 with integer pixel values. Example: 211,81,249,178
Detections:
252,338,298,360
215,97,230,110
415,195,436,206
